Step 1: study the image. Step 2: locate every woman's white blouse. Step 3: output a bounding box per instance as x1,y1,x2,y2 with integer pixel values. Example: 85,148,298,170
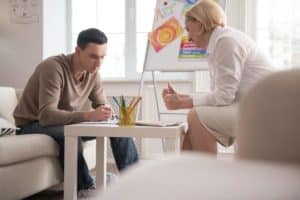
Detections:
193,26,275,106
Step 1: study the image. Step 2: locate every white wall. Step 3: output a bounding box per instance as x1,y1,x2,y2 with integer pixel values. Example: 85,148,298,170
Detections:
0,0,68,88
0,0,43,88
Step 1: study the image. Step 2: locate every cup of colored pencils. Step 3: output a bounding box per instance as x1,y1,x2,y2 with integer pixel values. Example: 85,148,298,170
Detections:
118,96,142,126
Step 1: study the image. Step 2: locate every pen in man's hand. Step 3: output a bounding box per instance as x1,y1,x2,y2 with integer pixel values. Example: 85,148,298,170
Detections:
112,114,119,120
112,96,120,107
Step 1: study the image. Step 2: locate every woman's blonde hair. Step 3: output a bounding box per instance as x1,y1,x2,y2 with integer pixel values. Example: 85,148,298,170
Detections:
186,0,226,34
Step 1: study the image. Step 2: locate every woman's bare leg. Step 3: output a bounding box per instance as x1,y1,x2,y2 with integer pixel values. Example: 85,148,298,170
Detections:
182,109,217,154
182,132,192,150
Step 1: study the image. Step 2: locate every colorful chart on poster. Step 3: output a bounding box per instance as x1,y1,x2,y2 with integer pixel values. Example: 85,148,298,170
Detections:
178,35,206,59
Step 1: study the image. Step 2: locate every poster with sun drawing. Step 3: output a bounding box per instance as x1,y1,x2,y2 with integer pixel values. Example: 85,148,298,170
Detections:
151,17,184,52
145,0,226,71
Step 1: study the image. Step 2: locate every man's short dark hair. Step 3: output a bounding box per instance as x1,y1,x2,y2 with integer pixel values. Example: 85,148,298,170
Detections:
77,28,108,49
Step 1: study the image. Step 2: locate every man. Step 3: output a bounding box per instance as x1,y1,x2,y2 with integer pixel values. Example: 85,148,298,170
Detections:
13,28,138,191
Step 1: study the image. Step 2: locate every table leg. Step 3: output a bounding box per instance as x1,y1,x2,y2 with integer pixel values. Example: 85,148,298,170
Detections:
96,137,107,190
163,137,181,153
64,136,78,200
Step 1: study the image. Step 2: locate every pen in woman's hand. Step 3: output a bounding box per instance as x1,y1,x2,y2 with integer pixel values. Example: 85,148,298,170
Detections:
168,82,176,93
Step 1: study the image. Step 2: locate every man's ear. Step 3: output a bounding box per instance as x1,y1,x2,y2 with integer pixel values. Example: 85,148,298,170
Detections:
75,46,81,55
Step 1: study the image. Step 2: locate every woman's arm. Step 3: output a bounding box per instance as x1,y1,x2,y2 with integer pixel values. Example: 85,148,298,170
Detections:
193,37,247,106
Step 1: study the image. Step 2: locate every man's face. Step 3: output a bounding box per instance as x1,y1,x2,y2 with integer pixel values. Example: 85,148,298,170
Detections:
76,43,107,73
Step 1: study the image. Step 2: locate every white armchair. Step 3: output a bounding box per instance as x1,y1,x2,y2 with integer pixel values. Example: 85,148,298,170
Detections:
236,69,300,164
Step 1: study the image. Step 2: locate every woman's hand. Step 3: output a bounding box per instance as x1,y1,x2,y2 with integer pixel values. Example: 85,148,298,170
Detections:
162,82,176,97
163,93,181,110
162,82,180,110
162,82,194,110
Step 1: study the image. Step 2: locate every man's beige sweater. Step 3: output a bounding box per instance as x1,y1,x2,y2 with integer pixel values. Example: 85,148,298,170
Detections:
14,54,106,126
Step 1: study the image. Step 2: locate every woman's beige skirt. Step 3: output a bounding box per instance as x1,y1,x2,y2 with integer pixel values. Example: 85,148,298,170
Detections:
194,102,239,147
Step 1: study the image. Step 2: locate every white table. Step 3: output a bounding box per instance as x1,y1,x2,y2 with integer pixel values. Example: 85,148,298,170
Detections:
63,123,186,200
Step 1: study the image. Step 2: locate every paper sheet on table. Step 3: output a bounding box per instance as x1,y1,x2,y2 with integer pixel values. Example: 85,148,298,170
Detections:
135,120,182,127
82,120,119,125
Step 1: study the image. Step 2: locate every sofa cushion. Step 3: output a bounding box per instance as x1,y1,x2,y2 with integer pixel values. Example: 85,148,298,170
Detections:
0,118,17,137
0,134,59,166
0,87,18,124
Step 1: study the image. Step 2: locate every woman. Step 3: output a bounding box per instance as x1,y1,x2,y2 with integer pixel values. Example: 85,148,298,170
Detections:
162,0,274,154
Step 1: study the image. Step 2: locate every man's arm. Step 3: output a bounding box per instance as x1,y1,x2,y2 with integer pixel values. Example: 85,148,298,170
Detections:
88,73,107,109
37,60,86,126
84,73,113,121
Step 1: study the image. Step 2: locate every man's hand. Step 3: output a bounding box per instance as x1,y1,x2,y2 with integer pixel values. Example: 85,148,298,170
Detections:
84,104,113,121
